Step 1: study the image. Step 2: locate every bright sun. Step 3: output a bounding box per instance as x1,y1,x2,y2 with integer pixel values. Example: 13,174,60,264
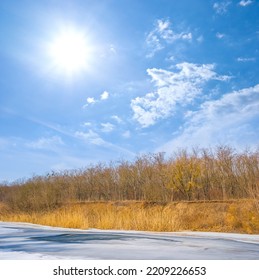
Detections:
49,29,90,74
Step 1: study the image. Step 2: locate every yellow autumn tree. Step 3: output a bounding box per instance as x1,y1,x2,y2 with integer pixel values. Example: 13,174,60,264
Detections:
166,149,202,201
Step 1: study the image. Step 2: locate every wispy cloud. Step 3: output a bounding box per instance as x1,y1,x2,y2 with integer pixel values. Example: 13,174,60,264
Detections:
237,57,256,62
26,136,64,150
83,122,92,127
213,1,231,14
75,130,106,145
75,130,135,158
122,130,131,138
111,115,123,124
109,44,116,54
146,19,192,57
239,0,253,6
159,84,259,151
196,35,204,43
131,62,230,127
101,122,115,133
27,117,75,139
216,32,225,39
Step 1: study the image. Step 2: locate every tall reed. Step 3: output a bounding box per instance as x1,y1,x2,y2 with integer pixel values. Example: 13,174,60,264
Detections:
1,200,259,233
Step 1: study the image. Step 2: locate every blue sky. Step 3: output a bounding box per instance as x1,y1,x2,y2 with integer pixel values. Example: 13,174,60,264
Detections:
0,0,259,182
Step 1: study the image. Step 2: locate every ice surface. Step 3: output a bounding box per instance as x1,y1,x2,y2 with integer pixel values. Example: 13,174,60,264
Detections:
0,221,259,260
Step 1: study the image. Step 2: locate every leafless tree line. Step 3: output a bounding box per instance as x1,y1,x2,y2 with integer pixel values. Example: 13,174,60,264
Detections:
0,146,258,212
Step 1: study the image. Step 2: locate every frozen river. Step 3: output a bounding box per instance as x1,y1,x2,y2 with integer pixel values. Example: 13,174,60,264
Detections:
0,221,259,259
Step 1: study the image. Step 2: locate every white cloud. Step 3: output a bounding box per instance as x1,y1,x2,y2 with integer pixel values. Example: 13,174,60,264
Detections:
82,91,109,108
131,62,230,127
100,90,109,100
159,84,259,151
239,0,253,6
216,32,225,39
26,136,64,150
75,130,105,145
157,19,170,32
87,97,96,104
181,33,192,40
146,19,192,57
101,122,115,133
82,97,96,108
213,1,231,14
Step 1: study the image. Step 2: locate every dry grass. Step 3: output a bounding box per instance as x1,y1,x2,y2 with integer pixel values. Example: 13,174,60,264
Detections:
1,200,259,234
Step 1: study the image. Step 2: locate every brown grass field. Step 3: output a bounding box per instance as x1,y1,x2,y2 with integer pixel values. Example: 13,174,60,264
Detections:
1,200,259,234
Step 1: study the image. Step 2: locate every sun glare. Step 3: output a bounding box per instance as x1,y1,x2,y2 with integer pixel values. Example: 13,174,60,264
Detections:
49,29,90,75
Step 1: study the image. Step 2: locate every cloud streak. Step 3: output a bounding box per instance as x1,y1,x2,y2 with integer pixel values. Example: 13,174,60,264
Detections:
237,57,256,62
